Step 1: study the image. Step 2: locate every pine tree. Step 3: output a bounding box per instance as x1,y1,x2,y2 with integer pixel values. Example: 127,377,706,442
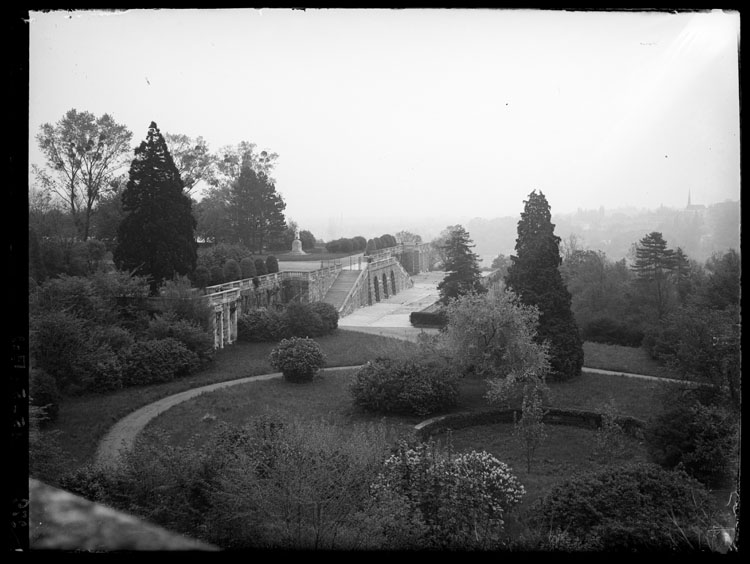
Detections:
631,231,676,318
437,225,486,304
505,190,583,381
114,122,197,294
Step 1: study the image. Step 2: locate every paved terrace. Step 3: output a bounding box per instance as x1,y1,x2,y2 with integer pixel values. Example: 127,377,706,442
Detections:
336,270,445,341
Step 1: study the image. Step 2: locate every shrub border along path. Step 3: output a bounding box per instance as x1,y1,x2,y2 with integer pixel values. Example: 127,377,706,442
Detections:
95,364,688,469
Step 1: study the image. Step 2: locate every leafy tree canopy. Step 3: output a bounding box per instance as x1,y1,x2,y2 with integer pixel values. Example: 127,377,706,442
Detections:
33,109,133,241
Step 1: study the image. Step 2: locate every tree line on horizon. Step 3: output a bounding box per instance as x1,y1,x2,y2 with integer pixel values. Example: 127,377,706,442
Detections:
29,109,428,294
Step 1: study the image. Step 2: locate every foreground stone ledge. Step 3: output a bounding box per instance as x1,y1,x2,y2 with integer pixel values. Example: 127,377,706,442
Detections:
29,478,219,552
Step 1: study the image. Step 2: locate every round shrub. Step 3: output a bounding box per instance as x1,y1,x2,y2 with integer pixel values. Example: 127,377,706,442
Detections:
254,258,268,276
370,441,525,549
240,257,257,279
529,463,716,551
308,301,339,333
282,301,327,338
209,265,224,286
265,255,279,274
146,312,215,362
223,259,242,282
350,358,459,417
191,265,211,289
238,308,286,342
269,337,326,383
645,401,739,488
29,368,61,423
121,338,200,386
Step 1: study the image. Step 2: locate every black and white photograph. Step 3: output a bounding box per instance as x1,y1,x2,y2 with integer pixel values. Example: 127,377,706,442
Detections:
20,8,740,553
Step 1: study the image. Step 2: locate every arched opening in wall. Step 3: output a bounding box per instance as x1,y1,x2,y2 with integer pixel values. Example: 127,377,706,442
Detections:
382,273,389,299
374,277,380,302
390,271,397,295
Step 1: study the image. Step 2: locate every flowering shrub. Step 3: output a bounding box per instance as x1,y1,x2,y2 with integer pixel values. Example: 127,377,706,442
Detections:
350,358,459,416
370,441,525,549
269,337,326,383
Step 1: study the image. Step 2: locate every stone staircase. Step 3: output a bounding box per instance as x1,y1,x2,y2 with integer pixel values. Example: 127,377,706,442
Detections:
322,270,362,312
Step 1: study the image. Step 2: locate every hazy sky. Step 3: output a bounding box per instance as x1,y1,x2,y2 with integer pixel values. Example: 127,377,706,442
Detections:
28,8,740,240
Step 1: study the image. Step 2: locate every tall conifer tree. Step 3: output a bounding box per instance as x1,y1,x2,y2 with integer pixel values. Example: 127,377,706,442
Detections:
506,190,583,380
631,231,677,318
228,162,287,253
114,122,197,294
437,225,486,304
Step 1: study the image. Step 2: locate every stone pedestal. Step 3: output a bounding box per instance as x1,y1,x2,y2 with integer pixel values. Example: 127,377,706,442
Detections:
289,237,306,255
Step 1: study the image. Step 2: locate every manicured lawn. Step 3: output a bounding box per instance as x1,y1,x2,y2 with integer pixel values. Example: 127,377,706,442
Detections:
43,335,677,484
436,422,650,510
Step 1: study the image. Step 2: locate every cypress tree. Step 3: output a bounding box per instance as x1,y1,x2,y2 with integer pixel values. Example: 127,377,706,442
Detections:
266,255,279,274
254,258,268,276
505,190,583,381
437,225,486,304
114,122,197,294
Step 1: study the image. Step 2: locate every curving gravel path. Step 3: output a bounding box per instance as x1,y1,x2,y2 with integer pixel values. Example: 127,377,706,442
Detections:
94,366,361,468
